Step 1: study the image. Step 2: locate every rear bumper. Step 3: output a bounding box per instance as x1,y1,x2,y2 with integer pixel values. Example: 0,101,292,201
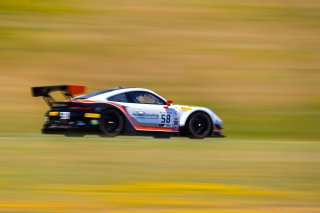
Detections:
42,118,100,135
43,109,102,135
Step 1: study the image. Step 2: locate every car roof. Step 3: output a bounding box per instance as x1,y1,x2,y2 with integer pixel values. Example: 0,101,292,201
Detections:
73,87,166,102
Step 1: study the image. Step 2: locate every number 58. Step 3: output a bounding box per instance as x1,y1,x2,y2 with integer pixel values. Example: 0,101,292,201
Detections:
161,114,171,124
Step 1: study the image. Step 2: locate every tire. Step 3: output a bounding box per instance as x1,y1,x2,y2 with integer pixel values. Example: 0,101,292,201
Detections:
186,112,212,139
99,109,124,137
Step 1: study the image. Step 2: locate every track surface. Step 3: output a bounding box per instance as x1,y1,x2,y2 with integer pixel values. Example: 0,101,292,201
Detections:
1,135,319,143
0,136,319,213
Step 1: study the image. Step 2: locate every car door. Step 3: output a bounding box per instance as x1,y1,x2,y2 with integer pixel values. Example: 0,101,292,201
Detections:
123,91,178,129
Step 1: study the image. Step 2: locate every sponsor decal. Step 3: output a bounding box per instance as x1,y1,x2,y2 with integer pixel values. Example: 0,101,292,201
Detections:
133,113,159,120
181,106,192,111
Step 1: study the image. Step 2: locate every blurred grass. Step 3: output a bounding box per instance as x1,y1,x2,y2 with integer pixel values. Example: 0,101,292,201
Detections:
1,0,319,139
0,137,319,212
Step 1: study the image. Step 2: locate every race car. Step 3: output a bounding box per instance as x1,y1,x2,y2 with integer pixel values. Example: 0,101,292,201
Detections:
32,85,224,139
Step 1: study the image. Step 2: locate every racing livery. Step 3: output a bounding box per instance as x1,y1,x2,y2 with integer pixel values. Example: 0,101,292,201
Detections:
32,85,224,138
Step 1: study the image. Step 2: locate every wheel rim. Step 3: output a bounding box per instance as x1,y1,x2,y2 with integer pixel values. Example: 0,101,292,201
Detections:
103,114,120,133
189,113,211,138
191,118,208,134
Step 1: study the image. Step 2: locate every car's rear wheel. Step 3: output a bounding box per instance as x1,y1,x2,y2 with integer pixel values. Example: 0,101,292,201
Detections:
186,112,212,139
99,109,124,137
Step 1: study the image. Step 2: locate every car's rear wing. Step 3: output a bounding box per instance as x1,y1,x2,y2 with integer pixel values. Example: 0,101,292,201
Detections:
32,85,86,107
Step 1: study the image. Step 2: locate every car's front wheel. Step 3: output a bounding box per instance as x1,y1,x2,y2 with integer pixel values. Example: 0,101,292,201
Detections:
99,109,124,137
186,112,212,139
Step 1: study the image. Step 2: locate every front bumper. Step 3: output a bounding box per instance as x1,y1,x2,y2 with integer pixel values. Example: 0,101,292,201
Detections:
212,124,225,137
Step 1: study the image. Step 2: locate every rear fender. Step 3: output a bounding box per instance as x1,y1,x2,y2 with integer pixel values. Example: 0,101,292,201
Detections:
55,101,134,131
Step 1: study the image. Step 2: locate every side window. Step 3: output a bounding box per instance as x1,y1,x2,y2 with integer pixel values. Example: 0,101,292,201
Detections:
108,93,129,103
128,92,166,105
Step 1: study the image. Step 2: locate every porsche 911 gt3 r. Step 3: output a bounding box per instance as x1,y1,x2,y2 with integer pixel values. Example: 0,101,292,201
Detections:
32,85,224,139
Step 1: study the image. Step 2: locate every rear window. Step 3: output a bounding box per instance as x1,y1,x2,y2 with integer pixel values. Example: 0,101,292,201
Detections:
108,93,129,102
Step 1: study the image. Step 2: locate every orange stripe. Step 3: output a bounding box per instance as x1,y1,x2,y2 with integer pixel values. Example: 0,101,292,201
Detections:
135,126,173,132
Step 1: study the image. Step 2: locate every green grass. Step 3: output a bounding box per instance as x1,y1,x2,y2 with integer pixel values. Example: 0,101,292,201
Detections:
0,137,319,212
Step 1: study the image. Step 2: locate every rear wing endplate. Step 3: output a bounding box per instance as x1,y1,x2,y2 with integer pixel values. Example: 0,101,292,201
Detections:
32,85,86,107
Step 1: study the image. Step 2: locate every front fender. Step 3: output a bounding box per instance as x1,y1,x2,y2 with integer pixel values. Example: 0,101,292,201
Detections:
176,106,222,127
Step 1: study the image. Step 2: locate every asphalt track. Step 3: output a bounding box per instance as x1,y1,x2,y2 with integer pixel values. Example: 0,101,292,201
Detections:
0,135,318,144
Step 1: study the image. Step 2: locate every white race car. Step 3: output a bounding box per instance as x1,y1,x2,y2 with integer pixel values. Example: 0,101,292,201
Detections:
32,85,224,139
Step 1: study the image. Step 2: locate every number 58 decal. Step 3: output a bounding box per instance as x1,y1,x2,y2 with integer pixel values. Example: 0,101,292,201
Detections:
161,114,171,124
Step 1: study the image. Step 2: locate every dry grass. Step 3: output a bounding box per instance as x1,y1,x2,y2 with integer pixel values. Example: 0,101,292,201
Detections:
0,137,319,212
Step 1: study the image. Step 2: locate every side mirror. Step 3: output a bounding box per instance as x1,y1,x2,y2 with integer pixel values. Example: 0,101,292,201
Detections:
166,100,173,106
164,99,173,108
